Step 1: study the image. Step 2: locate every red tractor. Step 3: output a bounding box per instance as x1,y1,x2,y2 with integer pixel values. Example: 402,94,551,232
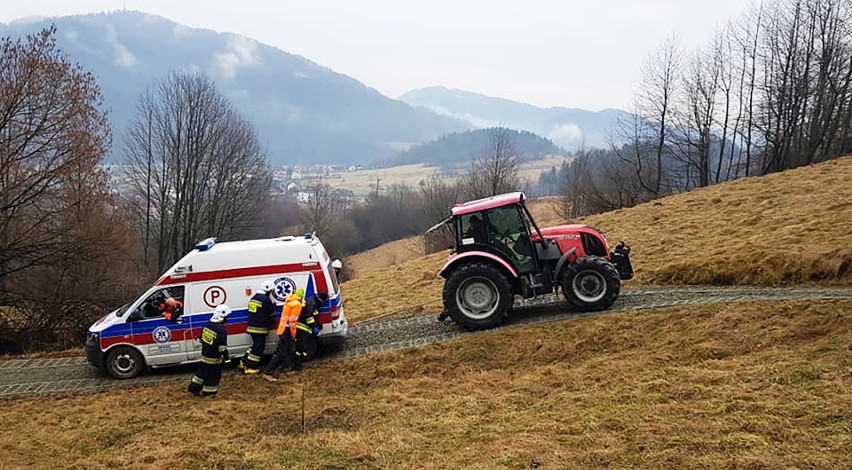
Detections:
431,192,633,330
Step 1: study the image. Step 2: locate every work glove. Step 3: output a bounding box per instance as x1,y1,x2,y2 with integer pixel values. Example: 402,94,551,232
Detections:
312,327,320,335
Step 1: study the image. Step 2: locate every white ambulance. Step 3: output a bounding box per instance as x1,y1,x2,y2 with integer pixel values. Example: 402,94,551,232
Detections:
85,234,348,379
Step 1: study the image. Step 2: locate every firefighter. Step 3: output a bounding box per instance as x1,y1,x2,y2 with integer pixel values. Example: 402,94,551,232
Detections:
240,280,277,374
292,291,329,371
331,259,343,281
161,297,184,323
262,288,304,381
188,304,231,397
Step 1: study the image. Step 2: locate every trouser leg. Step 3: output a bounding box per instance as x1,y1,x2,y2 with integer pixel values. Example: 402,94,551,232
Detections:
264,336,289,375
188,366,204,395
201,363,222,396
293,330,310,371
242,332,266,370
282,335,295,371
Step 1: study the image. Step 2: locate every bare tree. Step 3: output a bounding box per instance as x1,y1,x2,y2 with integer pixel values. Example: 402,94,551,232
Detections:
0,26,149,351
633,34,682,196
125,72,271,270
461,127,522,198
300,181,339,237
0,26,111,288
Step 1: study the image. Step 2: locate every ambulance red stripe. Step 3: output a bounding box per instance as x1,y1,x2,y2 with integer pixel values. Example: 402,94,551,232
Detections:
155,263,321,286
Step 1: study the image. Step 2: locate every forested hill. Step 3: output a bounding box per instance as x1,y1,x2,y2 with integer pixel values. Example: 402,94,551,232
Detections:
391,128,566,166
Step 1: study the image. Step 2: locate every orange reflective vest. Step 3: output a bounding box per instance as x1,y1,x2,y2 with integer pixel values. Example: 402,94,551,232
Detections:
276,294,304,338
162,299,183,322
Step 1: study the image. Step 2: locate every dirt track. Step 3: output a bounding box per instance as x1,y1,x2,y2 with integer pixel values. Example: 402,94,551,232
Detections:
2,285,851,398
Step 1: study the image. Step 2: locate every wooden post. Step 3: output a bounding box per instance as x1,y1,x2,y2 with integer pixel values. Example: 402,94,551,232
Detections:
301,383,306,434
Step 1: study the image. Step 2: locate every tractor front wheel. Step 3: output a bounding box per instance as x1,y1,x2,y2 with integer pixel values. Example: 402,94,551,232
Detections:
443,261,514,331
561,256,620,312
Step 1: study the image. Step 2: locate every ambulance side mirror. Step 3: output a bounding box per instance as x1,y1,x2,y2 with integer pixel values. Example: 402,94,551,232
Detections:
128,309,142,322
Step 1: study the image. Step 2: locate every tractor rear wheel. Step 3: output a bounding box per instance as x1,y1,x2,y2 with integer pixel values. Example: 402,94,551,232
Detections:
561,256,620,311
443,261,514,331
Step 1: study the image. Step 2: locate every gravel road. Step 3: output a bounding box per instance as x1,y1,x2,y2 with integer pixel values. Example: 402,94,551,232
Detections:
2,285,851,398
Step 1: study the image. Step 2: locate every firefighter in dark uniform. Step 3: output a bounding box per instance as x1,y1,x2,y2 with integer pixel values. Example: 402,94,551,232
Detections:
240,280,277,374
293,292,329,371
188,304,231,397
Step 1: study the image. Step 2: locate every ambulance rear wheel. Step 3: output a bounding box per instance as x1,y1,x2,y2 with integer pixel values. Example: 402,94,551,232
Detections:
105,346,145,379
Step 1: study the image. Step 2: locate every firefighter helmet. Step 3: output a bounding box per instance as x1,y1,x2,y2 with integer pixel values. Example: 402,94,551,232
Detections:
211,304,231,323
260,280,275,294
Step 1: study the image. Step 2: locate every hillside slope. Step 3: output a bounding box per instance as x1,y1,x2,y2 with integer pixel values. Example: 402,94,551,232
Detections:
2,301,850,469
342,157,852,321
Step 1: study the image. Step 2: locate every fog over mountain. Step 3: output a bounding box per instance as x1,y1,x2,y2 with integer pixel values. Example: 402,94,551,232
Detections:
0,11,470,166
1,11,629,166
400,86,628,150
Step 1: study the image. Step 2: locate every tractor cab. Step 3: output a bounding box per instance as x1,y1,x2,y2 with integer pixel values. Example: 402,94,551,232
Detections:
432,192,633,331
453,196,540,274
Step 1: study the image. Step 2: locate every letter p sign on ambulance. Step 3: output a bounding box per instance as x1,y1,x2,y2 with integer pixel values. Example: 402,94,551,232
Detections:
203,286,227,308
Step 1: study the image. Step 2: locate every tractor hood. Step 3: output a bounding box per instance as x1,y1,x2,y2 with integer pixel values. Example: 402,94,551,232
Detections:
532,224,604,242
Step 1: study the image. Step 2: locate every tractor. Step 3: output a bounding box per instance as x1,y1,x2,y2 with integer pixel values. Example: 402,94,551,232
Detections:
429,192,633,331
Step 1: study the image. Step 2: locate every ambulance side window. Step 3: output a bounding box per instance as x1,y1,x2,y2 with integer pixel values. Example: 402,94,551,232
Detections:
327,263,340,295
131,286,185,321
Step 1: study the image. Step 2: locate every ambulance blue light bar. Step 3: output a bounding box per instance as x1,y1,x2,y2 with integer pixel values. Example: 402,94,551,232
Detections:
194,237,219,251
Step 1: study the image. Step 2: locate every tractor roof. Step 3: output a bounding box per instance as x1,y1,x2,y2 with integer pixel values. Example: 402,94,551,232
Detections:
452,192,525,216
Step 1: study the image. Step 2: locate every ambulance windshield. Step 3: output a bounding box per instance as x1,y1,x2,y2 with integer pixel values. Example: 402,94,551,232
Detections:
114,302,132,318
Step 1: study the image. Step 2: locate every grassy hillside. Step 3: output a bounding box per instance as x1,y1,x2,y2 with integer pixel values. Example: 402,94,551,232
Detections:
342,157,852,322
585,156,852,285
2,301,850,469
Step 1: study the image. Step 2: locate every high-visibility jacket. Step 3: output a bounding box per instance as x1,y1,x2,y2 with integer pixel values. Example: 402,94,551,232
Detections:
276,294,304,338
161,299,184,323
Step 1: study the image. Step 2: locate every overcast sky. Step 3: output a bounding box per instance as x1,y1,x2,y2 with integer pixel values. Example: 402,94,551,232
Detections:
1,0,750,111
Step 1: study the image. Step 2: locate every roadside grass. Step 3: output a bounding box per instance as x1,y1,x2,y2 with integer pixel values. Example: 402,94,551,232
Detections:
341,156,852,321
1,301,850,469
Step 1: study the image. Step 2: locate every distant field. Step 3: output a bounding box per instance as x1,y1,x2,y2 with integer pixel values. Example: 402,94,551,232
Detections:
341,156,852,321
2,300,850,469
325,156,572,196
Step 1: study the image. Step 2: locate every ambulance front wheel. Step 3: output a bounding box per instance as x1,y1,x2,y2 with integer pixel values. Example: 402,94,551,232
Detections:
105,346,145,379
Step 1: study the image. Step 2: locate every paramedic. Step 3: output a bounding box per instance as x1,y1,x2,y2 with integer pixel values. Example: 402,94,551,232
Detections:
293,292,329,371
262,288,304,381
188,304,231,397
161,297,184,323
240,280,277,374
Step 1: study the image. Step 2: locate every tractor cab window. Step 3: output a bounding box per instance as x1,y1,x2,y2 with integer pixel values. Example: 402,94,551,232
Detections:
459,213,489,245
484,206,536,273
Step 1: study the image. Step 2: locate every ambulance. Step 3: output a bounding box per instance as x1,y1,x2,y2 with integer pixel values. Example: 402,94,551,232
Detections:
84,234,348,379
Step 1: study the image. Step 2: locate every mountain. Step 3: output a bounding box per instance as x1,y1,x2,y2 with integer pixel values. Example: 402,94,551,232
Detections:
399,86,629,150
390,128,565,168
0,12,470,166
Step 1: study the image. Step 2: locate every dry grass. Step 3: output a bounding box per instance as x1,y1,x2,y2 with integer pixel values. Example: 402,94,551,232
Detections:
343,251,448,323
3,300,851,469
583,156,852,285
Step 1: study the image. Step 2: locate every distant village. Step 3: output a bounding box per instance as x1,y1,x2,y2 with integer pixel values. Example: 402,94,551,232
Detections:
103,163,363,205
269,164,359,203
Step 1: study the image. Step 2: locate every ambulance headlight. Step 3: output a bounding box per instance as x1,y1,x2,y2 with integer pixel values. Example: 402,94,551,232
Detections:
87,332,99,343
